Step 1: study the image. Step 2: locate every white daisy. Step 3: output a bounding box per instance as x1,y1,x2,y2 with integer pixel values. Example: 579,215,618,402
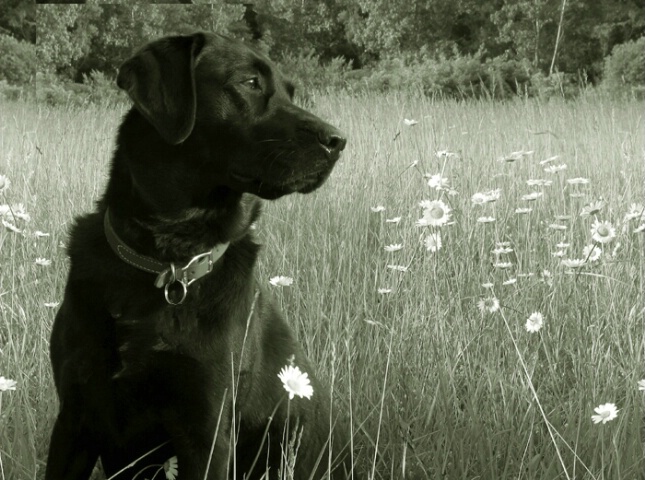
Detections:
526,179,552,187
591,403,618,424
418,200,452,227
566,177,590,185
525,312,543,333
521,191,543,201
435,150,459,159
0,175,10,193
561,258,586,269
624,203,644,222
471,192,489,205
384,243,403,252
164,456,178,480
387,265,408,272
10,204,30,222
424,233,442,252
278,365,313,400
0,376,17,391
580,201,604,217
544,163,567,173
2,219,22,233
500,150,533,162
591,220,616,244
582,244,602,262
427,174,449,190
540,270,553,287
471,189,501,205
548,224,567,231
477,297,500,314
515,207,532,214
539,155,560,165
269,276,294,287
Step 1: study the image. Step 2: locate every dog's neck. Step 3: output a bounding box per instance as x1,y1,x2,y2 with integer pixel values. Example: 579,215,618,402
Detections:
101,197,260,263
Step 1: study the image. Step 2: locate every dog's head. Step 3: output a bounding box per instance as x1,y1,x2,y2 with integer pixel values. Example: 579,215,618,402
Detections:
116,32,346,201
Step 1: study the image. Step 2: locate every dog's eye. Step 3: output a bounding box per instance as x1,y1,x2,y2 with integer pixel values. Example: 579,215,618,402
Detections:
244,78,261,90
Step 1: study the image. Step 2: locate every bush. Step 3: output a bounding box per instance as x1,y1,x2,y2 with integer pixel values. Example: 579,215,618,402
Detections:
82,70,124,106
35,70,125,108
0,35,37,85
345,52,536,100
527,71,581,99
278,51,352,92
602,37,645,96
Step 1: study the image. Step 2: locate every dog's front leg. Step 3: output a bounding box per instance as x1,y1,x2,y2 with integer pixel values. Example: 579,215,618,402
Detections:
162,410,232,479
45,408,99,480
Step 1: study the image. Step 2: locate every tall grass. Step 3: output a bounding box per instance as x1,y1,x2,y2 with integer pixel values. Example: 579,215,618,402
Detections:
0,94,643,479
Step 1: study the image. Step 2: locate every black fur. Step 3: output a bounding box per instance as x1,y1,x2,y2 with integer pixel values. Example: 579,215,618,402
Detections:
45,32,352,479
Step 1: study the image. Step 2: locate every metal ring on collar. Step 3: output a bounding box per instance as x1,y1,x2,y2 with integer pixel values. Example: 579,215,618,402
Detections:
164,263,188,305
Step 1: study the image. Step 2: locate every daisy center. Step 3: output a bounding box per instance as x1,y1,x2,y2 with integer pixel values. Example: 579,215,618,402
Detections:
286,379,300,391
429,207,444,219
597,226,609,236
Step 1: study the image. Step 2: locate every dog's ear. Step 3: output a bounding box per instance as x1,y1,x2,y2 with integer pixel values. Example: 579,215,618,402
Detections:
117,33,206,145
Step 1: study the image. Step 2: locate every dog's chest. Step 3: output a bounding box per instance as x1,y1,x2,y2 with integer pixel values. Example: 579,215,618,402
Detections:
111,303,219,377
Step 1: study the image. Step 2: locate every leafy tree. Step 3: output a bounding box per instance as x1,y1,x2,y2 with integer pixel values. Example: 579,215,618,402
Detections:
36,5,99,75
0,0,36,43
0,33,37,83
491,0,560,68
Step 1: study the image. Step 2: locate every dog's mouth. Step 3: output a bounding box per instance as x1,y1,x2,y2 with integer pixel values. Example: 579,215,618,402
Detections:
228,169,331,199
290,170,331,193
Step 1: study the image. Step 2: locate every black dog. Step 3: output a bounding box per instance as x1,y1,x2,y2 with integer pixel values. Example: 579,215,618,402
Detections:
46,32,353,479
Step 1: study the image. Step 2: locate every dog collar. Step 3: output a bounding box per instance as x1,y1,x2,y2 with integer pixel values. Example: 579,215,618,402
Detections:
104,208,229,305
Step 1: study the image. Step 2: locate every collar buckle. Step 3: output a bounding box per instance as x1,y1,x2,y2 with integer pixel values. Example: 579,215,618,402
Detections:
153,246,228,291
104,208,229,305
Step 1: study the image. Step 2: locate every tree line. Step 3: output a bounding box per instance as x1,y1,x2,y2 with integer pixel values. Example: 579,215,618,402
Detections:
0,0,643,98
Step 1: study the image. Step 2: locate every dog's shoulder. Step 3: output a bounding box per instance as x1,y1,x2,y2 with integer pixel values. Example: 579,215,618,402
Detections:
66,211,109,270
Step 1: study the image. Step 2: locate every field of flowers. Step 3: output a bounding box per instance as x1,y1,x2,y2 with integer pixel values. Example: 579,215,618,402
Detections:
0,94,643,479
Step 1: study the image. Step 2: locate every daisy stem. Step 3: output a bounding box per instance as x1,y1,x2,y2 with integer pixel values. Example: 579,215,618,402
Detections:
498,307,571,480
131,463,162,480
204,388,228,480
600,433,605,474
370,328,394,479
0,425,4,480
245,396,286,478
105,442,169,480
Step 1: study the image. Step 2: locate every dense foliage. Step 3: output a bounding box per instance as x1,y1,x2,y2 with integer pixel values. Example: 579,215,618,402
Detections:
0,0,643,99
602,37,645,95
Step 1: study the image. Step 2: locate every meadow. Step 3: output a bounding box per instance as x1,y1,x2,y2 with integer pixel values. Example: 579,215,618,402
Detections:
0,93,643,479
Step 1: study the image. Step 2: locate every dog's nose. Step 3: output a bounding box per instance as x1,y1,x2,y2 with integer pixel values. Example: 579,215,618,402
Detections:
318,130,347,157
